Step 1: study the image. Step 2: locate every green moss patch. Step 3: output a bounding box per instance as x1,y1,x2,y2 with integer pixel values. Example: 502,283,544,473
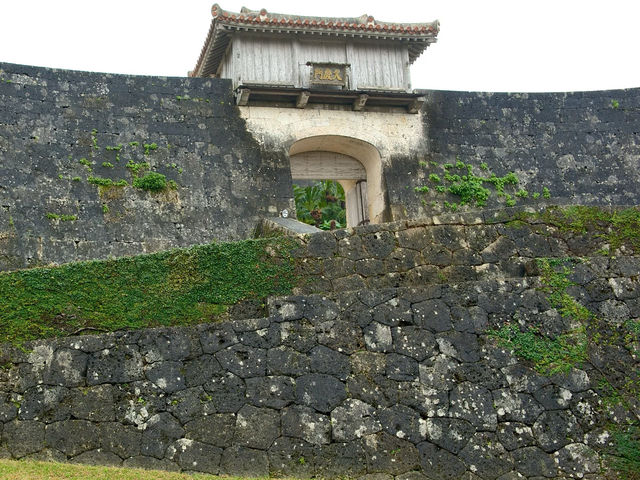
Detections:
0,238,297,345
536,206,640,252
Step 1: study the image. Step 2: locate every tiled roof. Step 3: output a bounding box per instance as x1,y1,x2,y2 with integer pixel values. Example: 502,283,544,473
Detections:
191,4,439,77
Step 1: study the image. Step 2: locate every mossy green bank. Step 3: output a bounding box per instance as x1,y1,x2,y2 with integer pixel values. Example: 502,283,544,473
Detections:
0,237,297,345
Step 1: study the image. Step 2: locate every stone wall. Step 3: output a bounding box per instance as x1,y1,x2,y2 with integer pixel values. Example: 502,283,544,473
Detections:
0,266,636,478
0,210,638,478
289,208,639,297
0,62,293,271
2,61,640,270
387,89,640,219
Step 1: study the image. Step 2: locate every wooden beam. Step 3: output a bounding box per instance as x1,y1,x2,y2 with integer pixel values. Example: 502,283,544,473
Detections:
408,96,425,114
296,91,311,109
235,88,251,106
353,94,368,111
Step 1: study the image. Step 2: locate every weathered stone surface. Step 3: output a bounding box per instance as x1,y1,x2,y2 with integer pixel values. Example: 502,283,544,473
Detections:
364,432,419,475
362,231,396,259
43,349,88,387
139,413,184,459
511,446,557,478
140,331,194,363
86,345,143,385
281,405,331,445
246,376,295,409
450,383,497,431
555,443,600,477
496,422,536,451
417,441,467,480
436,331,480,363
532,410,582,453
169,438,222,474
215,344,266,378
296,374,346,413
44,420,100,457
167,387,208,423
386,353,419,381
69,384,115,421
200,324,238,354
0,62,293,271
458,432,512,480
351,351,387,376
424,418,474,454
269,437,315,478
70,450,123,467
331,399,381,441
372,298,413,326
455,361,505,390
314,441,367,478
533,384,574,410
23,448,66,463
279,320,317,353
307,231,337,258
419,354,459,391
364,322,393,352
3,420,45,458
377,404,424,444
184,413,235,447
145,361,185,393
267,346,311,376
493,389,544,424
183,355,223,387
309,345,351,380
234,405,280,450
220,445,269,477
392,326,438,361
0,247,638,478
413,299,452,332
203,373,246,413
123,456,180,471
100,423,142,459
317,320,364,354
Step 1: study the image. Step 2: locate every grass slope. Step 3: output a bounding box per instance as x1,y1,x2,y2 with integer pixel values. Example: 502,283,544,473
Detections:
0,459,246,480
0,238,296,345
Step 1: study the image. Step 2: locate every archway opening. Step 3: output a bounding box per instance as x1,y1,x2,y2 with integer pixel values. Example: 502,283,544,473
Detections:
289,136,385,228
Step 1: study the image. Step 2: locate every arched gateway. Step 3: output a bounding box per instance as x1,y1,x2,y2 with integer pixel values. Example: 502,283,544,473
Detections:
289,135,386,227
191,4,438,227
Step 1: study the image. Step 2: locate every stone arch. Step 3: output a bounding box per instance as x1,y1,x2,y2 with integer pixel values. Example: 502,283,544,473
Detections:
289,135,386,226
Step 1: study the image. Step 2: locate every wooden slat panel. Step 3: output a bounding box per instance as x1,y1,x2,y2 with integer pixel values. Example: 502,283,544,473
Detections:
290,152,366,180
234,36,294,86
347,43,408,90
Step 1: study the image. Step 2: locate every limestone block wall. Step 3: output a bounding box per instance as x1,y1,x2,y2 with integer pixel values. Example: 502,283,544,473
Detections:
290,209,639,297
0,268,636,478
0,62,293,271
388,89,640,219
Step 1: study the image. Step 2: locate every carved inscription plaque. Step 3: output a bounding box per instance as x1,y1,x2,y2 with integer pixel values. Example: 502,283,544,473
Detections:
309,63,347,87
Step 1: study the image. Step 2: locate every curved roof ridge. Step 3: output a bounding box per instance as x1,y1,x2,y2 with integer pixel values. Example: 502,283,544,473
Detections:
191,4,439,77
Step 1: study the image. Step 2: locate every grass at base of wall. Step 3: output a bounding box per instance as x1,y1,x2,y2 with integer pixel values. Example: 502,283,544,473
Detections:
0,458,256,480
0,237,297,346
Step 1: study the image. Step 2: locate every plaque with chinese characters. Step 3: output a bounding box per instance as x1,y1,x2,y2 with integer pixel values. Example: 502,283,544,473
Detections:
309,63,347,87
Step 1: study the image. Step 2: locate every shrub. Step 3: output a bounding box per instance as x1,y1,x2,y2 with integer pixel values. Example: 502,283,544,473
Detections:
133,172,168,192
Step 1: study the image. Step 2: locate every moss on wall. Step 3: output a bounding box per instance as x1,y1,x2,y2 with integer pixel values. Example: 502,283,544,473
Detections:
0,237,298,345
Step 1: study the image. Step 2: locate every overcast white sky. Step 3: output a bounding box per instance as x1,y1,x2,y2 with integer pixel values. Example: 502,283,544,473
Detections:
0,0,638,92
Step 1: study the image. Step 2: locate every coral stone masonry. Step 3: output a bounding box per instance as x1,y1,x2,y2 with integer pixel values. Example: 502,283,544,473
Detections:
0,3,639,478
